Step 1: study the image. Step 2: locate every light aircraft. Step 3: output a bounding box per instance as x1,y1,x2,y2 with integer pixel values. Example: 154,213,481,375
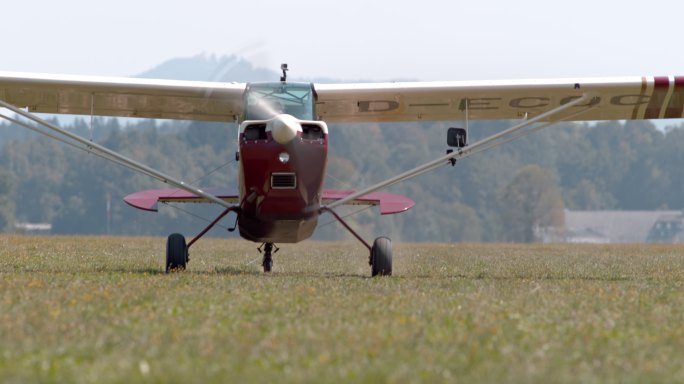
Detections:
0,66,681,275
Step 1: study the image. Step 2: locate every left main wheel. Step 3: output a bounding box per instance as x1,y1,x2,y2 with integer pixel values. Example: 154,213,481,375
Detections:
166,233,187,273
370,237,392,277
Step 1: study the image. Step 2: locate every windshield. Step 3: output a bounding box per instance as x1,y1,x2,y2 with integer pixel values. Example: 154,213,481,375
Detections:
244,83,315,121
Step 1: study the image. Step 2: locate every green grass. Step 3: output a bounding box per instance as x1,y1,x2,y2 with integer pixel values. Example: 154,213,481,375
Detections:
1,236,684,383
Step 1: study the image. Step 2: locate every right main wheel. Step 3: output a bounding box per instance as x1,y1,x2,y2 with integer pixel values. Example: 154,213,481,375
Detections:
370,237,392,277
166,233,187,273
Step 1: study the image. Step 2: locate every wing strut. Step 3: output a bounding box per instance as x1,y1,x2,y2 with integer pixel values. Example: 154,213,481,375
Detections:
324,94,595,210
0,99,235,209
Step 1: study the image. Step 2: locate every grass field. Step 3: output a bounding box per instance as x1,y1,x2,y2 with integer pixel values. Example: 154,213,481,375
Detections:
1,235,684,383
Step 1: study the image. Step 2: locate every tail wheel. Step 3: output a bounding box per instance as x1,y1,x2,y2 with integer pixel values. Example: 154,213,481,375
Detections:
166,233,187,273
371,237,392,277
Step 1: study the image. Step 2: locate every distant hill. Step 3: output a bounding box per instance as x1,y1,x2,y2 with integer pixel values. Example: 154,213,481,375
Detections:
136,54,279,82
135,53,386,84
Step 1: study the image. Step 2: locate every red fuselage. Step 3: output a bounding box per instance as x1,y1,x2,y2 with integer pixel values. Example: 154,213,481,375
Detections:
237,124,328,243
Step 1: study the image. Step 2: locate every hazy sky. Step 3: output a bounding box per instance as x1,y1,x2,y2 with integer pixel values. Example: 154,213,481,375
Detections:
2,0,683,82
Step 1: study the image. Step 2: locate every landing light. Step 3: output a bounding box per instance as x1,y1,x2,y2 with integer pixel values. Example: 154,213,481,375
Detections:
279,152,290,164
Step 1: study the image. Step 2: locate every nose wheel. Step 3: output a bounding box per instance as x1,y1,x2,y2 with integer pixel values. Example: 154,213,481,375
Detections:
258,243,278,273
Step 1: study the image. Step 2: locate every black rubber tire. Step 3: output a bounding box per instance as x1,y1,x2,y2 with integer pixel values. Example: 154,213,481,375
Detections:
166,233,187,273
263,259,273,273
371,237,392,277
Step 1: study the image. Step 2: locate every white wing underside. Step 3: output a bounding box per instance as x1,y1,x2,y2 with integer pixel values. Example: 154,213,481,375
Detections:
0,71,682,123
315,76,684,122
0,71,245,122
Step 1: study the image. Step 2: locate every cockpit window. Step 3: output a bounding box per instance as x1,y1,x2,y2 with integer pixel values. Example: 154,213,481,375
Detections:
245,83,315,121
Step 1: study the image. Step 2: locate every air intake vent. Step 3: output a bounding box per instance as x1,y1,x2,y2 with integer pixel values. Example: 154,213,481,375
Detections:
271,173,296,189
244,124,267,140
302,124,324,140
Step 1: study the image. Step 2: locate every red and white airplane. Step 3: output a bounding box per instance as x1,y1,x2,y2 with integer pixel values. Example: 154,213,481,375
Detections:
0,65,682,275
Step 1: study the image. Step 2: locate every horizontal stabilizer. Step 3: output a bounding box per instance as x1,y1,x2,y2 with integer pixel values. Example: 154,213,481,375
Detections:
125,188,413,215
322,190,414,215
124,187,239,212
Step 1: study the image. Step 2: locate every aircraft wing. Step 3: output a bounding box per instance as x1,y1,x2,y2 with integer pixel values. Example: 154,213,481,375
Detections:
314,76,684,123
3,72,681,124
0,71,246,122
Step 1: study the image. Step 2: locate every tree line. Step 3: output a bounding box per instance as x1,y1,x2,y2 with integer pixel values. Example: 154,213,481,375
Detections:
0,116,682,242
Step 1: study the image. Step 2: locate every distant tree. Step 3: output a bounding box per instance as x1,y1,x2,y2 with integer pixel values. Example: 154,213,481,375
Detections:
500,165,565,243
0,167,15,231
656,127,684,209
1,110,682,241
565,179,615,210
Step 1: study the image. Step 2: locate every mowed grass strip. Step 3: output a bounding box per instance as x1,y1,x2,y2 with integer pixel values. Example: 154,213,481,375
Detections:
1,235,684,383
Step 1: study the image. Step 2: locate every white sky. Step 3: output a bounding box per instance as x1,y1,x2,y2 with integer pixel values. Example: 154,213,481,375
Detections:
2,0,683,82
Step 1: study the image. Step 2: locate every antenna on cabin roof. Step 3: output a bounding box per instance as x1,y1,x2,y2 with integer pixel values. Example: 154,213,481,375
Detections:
280,63,288,82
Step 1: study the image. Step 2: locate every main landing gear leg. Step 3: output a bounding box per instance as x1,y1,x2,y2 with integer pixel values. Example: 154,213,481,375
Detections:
165,207,239,273
320,207,392,276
